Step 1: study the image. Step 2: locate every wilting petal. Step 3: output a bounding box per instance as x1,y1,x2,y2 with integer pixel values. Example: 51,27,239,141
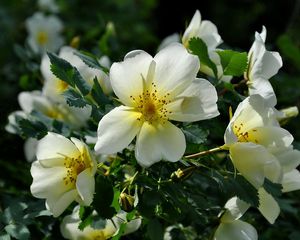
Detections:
168,78,219,122
230,142,282,188
214,220,258,240
258,188,280,224
76,169,95,206
282,169,300,192
110,51,153,106
153,43,199,97
135,121,185,167
95,106,142,154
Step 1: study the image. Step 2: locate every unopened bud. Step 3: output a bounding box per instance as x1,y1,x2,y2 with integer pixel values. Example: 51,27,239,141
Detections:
171,167,195,182
119,192,135,212
70,36,80,49
278,106,299,125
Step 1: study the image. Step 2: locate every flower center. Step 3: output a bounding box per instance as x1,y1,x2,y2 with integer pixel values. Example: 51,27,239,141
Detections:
131,83,172,124
89,231,106,240
36,31,48,45
56,79,69,93
63,151,91,186
233,123,259,144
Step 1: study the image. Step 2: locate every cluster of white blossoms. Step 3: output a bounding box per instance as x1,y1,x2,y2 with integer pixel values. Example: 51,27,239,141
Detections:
7,6,300,240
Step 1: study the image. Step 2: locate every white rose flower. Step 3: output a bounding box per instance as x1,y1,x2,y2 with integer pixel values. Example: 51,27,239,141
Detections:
182,10,222,50
60,206,141,239
224,95,300,223
41,46,112,102
17,91,91,129
214,197,257,240
245,26,282,107
95,43,219,167
25,12,64,54
30,132,97,217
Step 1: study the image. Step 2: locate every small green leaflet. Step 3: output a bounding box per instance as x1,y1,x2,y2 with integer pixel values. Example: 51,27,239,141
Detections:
188,37,218,78
216,50,248,77
48,52,91,96
63,88,87,108
75,51,109,74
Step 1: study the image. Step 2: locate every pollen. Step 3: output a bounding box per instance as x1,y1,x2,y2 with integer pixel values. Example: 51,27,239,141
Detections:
62,151,92,186
131,82,172,124
233,123,259,144
56,79,69,93
36,31,48,45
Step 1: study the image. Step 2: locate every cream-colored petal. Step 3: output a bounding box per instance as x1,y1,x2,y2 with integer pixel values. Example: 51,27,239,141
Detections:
36,132,79,160
258,188,280,224
168,78,219,122
153,43,199,97
230,143,282,188
76,169,95,206
214,220,258,240
24,138,38,162
248,79,277,107
135,121,185,167
30,160,67,198
46,189,77,217
221,197,250,223
282,169,300,192
251,51,282,81
95,106,143,154
109,51,153,106
198,20,222,50
158,33,180,51
182,10,201,46
241,126,293,150
274,148,300,173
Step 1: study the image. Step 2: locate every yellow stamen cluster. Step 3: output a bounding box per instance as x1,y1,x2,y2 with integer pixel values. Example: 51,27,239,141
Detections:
56,79,69,93
130,82,172,124
36,31,48,45
63,151,91,186
233,123,259,144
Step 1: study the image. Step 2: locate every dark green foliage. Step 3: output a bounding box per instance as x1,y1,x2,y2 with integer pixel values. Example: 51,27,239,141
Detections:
217,50,248,76
93,175,116,219
188,37,218,78
48,52,91,95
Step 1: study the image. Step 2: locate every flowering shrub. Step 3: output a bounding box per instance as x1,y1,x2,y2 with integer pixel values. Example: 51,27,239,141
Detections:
2,1,300,239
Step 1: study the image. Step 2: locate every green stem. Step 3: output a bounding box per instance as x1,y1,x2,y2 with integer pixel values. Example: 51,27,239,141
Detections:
184,145,228,159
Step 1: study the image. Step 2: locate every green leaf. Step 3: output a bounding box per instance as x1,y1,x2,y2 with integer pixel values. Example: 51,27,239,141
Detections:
217,50,248,76
93,175,116,219
0,232,11,240
263,178,282,198
5,224,30,240
188,37,218,78
182,125,209,144
277,34,300,71
147,218,163,240
63,88,88,108
17,118,48,139
91,77,110,107
75,51,109,74
48,52,91,95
